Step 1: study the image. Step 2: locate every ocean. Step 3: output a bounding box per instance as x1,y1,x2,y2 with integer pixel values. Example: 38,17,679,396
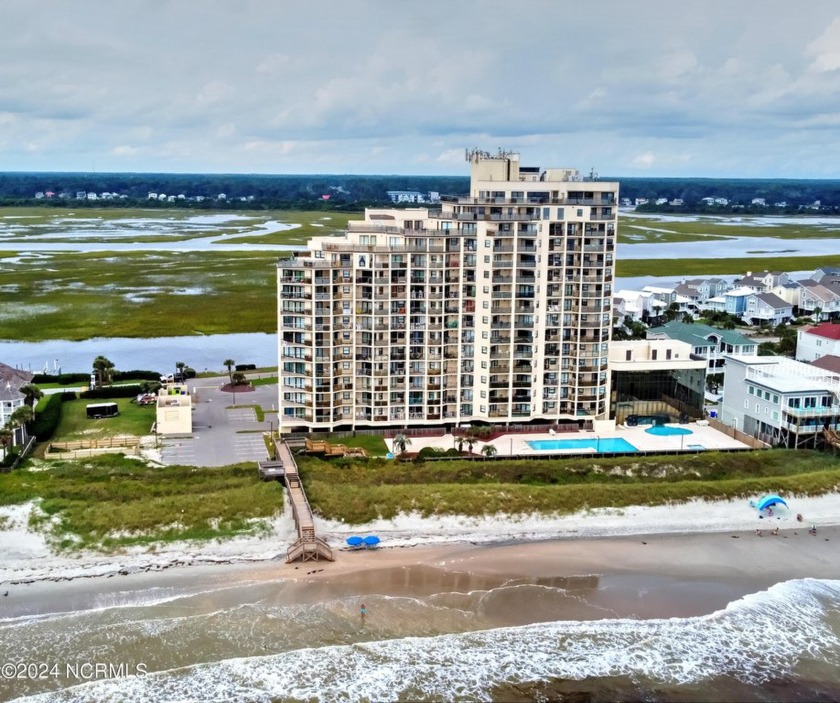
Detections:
3,567,839,702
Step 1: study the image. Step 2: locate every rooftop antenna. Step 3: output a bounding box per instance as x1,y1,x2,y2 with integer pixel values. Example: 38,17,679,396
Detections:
589,167,599,181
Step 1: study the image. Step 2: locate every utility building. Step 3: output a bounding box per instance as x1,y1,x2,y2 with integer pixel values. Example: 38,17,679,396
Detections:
277,150,618,433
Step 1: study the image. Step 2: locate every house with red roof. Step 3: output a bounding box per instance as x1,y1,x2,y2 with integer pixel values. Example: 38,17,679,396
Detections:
796,322,840,363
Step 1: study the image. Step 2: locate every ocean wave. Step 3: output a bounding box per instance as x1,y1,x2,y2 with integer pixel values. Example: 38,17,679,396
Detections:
13,578,840,703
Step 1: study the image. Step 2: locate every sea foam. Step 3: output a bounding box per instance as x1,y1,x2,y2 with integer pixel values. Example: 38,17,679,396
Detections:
12,578,840,703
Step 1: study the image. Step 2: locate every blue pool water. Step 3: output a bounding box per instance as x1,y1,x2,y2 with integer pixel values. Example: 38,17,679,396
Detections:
644,425,693,437
527,437,638,452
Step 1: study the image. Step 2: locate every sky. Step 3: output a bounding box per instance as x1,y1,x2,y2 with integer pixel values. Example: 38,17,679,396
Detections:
3,0,840,178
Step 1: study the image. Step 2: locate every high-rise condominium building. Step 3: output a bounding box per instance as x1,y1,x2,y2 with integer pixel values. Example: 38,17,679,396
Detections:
277,149,619,433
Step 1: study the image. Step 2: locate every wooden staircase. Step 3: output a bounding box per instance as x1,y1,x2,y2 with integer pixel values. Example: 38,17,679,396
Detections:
274,440,334,563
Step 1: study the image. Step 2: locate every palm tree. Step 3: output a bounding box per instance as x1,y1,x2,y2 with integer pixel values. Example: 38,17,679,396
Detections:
92,356,115,387
175,361,186,379
223,359,235,387
481,444,498,460
18,383,43,408
0,425,12,461
392,433,411,457
9,405,33,446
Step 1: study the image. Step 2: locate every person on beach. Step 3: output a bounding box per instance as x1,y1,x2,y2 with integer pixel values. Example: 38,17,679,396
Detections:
755,529,762,536
360,603,367,621
771,527,779,536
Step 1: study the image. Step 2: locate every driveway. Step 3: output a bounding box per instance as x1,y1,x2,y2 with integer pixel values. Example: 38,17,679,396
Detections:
158,375,278,467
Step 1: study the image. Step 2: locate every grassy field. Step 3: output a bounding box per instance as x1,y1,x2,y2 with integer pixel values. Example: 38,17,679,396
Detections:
615,253,840,278
49,396,156,441
0,206,833,341
298,450,840,523
0,249,281,340
618,213,840,244
0,454,281,551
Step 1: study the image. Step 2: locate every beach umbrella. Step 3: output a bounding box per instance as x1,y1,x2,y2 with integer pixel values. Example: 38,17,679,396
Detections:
346,536,364,547
363,535,381,547
756,494,788,511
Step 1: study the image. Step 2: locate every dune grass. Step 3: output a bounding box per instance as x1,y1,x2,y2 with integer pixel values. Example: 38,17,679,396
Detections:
0,454,281,551
298,450,840,523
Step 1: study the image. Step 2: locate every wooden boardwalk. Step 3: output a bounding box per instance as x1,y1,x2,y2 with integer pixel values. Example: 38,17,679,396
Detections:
261,441,334,563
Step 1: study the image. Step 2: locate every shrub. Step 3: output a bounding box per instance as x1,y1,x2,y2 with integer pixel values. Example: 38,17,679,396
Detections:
113,370,161,381
32,393,64,441
80,385,144,399
32,372,90,385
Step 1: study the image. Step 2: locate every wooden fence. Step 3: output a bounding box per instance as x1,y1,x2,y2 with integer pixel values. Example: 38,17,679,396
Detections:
46,436,140,460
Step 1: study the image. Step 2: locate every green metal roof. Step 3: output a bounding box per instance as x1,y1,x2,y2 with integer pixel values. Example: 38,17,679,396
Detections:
649,321,756,348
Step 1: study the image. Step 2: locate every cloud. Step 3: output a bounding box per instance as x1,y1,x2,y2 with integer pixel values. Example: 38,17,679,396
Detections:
631,153,656,169
806,16,840,71
1,1,840,176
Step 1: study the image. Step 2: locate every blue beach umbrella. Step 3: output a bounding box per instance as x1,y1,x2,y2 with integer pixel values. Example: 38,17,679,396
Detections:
756,494,788,512
363,535,381,547
346,536,364,547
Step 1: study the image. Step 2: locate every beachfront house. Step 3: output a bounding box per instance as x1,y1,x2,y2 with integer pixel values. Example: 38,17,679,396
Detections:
720,356,840,448
646,321,758,372
796,322,840,363
798,284,840,320
0,362,34,447
608,340,706,425
742,292,793,327
723,287,754,316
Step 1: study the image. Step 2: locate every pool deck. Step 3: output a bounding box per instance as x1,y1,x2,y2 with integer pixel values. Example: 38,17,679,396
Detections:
385,422,751,457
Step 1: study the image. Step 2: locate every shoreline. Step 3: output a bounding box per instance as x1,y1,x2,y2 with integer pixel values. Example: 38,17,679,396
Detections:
4,527,839,627
2,492,839,589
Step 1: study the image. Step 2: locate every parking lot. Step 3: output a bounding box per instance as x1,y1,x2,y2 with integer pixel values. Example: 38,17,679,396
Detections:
158,376,278,467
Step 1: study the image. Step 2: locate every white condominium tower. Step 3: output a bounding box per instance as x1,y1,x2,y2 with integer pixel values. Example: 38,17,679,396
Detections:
277,149,618,433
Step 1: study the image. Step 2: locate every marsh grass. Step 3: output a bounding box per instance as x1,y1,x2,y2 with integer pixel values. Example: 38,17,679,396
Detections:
1,454,281,551
619,214,840,244
0,249,281,340
616,254,840,278
298,450,840,523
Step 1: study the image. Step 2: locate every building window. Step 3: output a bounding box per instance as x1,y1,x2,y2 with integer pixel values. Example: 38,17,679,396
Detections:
625,350,632,361
748,386,754,395
651,349,658,360
666,349,672,360
755,403,760,412
744,399,749,409
772,411,779,421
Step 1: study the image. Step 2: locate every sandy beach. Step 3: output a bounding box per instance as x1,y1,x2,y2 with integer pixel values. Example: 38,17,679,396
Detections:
2,491,839,587
3,499,840,703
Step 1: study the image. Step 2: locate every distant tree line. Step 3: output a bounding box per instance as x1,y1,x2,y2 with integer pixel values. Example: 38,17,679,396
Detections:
0,172,470,211
3,172,840,213
614,176,840,213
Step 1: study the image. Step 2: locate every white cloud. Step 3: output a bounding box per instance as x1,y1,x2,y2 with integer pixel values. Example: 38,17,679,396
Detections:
1,1,840,176
806,16,840,72
631,153,656,169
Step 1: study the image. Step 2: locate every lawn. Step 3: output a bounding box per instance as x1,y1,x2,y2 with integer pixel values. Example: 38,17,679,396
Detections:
0,454,282,551
297,449,840,523
51,396,156,441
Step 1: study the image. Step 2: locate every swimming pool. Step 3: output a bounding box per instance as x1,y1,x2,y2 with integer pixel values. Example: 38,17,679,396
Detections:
645,425,693,437
527,437,638,452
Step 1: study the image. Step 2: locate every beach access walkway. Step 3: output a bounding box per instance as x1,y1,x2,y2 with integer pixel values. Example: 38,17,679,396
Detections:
259,440,334,563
